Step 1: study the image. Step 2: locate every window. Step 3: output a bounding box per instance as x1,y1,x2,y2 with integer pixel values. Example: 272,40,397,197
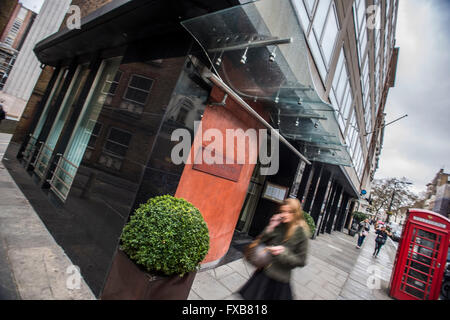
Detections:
98,127,132,171
84,121,102,160
120,74,153,114
321,4,339,65
304,0,316,17
4,36,14,46
124,75,153,104
330,48,353,133
174,97,194,124
304,0,340,82
292,0,310,33
313,0,331,39
87,121,102,149
102,70,122,95
103,127,132,158
353,0,368,65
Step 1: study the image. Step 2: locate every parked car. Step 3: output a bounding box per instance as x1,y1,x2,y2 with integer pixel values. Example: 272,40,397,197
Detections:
391,229,402,242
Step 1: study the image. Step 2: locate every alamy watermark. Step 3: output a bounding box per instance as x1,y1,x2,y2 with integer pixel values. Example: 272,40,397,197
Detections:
66,5,81,30
171,121,280,176
366,265,382,290
367,5,382,30
66,265,81,290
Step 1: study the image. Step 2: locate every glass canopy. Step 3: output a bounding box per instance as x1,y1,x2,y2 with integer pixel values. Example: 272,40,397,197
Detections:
181,0,352,167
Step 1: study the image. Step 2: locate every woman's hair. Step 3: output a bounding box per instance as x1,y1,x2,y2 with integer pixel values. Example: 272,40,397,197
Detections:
281,198,310,241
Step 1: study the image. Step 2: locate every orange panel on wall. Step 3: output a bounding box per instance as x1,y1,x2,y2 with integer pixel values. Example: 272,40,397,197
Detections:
175,85,268,263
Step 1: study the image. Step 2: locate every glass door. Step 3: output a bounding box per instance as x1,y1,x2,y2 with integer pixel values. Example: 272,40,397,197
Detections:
33,64,90,178
399,226,445,300
236,163,266,233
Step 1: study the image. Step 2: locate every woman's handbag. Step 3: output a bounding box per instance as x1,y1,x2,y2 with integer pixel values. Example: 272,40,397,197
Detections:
376,236,386,245
362,230,369,237
244,239,272,269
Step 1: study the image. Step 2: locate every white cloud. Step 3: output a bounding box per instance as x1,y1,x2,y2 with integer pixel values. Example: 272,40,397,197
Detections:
375,0,450,194
19,0,45,13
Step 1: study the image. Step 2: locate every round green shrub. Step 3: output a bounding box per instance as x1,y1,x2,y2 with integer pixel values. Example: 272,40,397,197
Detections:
120,195,210,276
303,211,316,236
352,211,368,223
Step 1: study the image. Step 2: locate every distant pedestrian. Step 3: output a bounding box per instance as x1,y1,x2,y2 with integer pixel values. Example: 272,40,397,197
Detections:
0,104,6,125
356,218,370,249
239,198,309,300
373,226,391,258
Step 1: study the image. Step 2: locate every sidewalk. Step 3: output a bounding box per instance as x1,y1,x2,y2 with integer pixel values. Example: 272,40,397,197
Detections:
189,227,396,300
0,133,95,300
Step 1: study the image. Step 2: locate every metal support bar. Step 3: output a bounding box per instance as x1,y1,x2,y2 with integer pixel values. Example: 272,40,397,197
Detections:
279,113,328,120
206,72,311,165
208,37,292,53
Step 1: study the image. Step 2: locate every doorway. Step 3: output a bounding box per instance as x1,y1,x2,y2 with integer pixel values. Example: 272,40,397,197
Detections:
236,162,266,233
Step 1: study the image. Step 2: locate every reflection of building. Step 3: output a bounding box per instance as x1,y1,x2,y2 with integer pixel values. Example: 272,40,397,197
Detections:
3,0,399,297
0,1,36,91
422,169,450,218
0,0,71,119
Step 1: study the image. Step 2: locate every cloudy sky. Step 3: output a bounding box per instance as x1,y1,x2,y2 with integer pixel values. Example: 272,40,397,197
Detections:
18,0,450,195
374,0,450,195
19,0,45,13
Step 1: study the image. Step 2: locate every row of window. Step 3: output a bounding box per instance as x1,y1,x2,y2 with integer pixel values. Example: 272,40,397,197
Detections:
4,17,24,47
102,71,154,115
294,0,396,180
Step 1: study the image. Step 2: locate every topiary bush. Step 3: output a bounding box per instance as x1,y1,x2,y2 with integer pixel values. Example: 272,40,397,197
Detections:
352,211,368,223
120,195,210,277
303,211,316,237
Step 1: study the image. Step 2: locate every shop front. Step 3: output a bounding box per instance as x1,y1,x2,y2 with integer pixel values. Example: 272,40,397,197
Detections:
3,0,357,296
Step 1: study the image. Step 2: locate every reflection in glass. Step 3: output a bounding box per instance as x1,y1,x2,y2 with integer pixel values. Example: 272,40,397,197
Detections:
22,68,68,161
133,57,209,205
50,57,122,201
34,64,90,178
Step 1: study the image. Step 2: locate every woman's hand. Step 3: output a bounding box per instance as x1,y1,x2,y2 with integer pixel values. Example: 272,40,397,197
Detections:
267,245,285,256
266,214,283,233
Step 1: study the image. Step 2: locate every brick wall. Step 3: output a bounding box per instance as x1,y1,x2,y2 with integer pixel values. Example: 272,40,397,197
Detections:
59,0,114,31
0,0,18,37
14,0,114,143
11,66,54,144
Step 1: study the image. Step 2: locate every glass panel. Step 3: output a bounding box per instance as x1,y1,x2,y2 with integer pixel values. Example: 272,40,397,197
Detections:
181,0,353,166
51,57,122,200
292,0,310,33
321,3,339,65
46,64,90,150
34,64,90,177
313,0,331,39
31,68,68,140
23,68,69,160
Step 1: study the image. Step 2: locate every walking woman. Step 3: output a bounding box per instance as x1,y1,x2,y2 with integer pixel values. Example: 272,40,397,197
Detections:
356,218,370,249
373,225,391,258
239,198,309,300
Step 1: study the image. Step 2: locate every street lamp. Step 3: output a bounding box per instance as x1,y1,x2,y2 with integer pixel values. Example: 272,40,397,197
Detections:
386,179,413,223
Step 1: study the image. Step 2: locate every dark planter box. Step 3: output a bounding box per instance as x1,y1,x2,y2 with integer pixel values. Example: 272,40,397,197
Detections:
101,250,197,300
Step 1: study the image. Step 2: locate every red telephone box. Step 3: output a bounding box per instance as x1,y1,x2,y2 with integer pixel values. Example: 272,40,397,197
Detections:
390,209,450,300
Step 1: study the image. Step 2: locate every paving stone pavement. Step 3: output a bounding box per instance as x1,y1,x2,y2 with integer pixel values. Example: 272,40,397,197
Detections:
0,133,95,300
189,227,397,300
